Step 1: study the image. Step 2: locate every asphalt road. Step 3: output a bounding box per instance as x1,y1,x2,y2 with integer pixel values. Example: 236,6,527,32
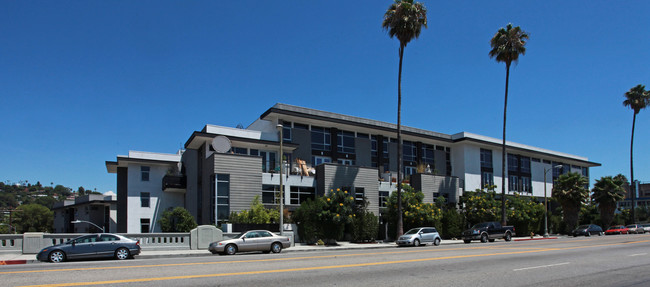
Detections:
3,234,650,287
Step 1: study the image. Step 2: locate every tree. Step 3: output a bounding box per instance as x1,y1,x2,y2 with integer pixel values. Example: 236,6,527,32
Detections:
489,23,529,225
382,0,427,238
592,175,626,228
386,185,442,234
552,172,589,233
14,204,53,233
158,207,197,232
623,84,650,223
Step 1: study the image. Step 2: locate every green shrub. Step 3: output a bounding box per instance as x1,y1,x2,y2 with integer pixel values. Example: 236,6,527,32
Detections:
159,207,197,232
229,195,279,224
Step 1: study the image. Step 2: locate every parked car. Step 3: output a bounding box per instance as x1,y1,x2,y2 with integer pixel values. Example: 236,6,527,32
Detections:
641,223,650,233
208,230,291,255
462,221,515,243
572,224,603,237
37,233,140,263
605,225,629,235
626,224,646,234
396,227,441,247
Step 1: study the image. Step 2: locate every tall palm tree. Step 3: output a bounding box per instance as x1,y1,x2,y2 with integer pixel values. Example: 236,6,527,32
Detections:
592,175,626,228
623,84,650,223
552,172,589,233
489,24,529,225
382,0,427,237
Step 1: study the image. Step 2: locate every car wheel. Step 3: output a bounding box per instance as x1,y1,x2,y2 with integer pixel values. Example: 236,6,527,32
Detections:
463,239,471,244
115,248,130,260
413,239,420,247
480,234,488,243
49,250,66,263
504,232,512,242
488,239,495,242
585,232,591,237
271,242,282,253
433,238,441,246
225,244,237,255
599,232,603,236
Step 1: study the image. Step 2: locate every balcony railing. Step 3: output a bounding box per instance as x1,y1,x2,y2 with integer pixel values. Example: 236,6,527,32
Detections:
162,175,186,192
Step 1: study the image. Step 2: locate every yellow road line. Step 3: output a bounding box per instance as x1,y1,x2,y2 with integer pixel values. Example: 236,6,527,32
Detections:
17,239,650,287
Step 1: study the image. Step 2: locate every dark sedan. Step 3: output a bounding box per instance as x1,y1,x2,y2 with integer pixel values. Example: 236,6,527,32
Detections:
37,233,140,263
572,224,603,237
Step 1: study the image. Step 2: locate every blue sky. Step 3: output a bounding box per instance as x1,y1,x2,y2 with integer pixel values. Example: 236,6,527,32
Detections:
1,1,649,193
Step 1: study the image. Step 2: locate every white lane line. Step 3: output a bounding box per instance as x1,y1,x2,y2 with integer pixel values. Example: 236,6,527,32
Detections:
628,253,647,257
513,262,570,271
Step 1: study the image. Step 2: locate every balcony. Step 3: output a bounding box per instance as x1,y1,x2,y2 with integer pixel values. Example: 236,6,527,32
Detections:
162,175,186,193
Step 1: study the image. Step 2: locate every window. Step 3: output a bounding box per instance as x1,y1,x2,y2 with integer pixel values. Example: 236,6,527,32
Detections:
262,185,278,204
520,157,531,174
293,123,309,130
311,126,331,151
382,138,389,159
422,144,435,166
404,166,416,177
371,136,378,157
521,176,531,193
337,130,355,154
260,151,276,172
232,147,247,155
403,141,417,162
290,186,315,205
282,122,292,142
379,191,389,207
100,235,119,241
509,175,519,192
141,166,150,181
481,172,494,189
508,154,519,172
354,188,365,205
216,174,230,224
357,132,369,139
140,219,150,233
140,192,150,208
312,156,331,166
480,149,492,168
337,159,354,166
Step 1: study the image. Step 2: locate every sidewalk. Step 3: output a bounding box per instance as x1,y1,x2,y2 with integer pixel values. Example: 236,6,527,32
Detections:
0,236,557,265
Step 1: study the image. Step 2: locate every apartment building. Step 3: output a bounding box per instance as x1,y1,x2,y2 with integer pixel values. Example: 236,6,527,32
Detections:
106,103,600,233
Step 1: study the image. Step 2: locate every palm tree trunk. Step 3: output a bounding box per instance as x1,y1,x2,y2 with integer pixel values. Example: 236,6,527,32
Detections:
630,112,637,223
501,63,510,226
396,43,405,238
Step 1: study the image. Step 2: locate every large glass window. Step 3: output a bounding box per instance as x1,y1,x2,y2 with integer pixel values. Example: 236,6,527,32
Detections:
354,188,365,205
521,176,531,193
140,219,150,233
312,156,331,166
371,136,378,157
422,144,435,167
480,149,492,169
216,174,230,224
232,147,247,155
141,166,150,181
290,186,315,205
282,122,292,142
337,159,355,166
337,130,356,154
379,191,389,207
260,151,277,172
382,138,389,159
311,126,331,151
509,175,519,192
520,157,531,174
403,141,417,162
508,154,519,172
262,185,278,204
481,172,494,189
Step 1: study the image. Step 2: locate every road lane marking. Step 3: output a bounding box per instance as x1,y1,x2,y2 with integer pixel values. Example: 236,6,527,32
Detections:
7,239,648,277
513,262,570,271
628,253,647,256
18,240,650,287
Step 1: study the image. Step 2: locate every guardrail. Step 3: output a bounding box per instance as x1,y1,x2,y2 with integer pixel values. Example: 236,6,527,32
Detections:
0,234,22,252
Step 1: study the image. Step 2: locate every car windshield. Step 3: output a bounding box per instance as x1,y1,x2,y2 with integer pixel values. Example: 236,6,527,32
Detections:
471,223,488,229
404,228,421,235
626,225,635,228
576,225,589,229
233,232,246,239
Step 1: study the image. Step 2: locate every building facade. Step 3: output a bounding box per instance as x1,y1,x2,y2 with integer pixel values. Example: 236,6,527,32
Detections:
52,194,117,233
106,103,600,233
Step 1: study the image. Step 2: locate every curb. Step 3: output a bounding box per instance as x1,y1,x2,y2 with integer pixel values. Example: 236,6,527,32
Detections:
514,237,558,241
0,260,27,265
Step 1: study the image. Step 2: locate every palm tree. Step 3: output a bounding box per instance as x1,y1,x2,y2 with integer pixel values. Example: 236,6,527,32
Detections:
552,172,589,233
623,84,650,223
382,0,427,237
592,175,626,228
489,23,529,225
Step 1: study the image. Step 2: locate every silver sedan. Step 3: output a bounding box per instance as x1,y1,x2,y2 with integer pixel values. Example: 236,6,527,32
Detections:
209,230,291,255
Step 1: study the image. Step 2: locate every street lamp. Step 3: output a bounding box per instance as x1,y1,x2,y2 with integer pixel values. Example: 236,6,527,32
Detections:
276,124,284,236
543,165,563,238
71,220,104,233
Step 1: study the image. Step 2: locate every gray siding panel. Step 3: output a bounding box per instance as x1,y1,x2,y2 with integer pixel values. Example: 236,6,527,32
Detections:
214,154,263,214
355,137,371,167
181,149,198,219
318,164,380,216
412,173,460,204
292,128,312,165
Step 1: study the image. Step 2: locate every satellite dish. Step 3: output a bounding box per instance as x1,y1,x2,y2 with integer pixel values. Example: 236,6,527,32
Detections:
212,136,232,153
